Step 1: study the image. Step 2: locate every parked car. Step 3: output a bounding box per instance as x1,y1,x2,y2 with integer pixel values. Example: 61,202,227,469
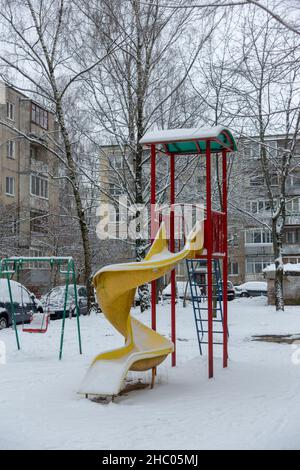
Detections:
223,281,236,301
162,280,235,301
0,279,42,329
40,285,88,319
163,281,195,300
235,281,267,298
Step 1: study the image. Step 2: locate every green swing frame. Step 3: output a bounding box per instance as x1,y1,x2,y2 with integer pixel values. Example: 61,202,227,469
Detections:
0,256,83,360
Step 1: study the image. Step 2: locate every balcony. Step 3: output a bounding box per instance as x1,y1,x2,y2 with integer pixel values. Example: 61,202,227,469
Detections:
245,245,273,256
285,215,300,226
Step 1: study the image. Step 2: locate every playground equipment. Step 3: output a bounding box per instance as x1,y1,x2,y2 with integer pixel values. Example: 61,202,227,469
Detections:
0,256,82,360
186,258,226,356
22,312,50,334
79,221,204,397
79,125,236,397
141,125,236,379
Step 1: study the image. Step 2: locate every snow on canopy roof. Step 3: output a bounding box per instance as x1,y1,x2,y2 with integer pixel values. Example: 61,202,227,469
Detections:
140,125,237,154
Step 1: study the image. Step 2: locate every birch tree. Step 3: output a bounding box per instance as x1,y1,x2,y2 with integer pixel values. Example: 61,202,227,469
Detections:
232,6,300,310
77,0,219,311
0,0,122,308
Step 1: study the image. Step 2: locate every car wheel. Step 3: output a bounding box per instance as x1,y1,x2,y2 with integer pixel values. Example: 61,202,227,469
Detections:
0,315,8,330
241,292,249,298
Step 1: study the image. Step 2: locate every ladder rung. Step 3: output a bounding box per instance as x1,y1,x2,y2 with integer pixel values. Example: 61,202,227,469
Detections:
196,319,223,323
186,257,228,353
198,328,224,332
200,341,223,346
194,307,222,312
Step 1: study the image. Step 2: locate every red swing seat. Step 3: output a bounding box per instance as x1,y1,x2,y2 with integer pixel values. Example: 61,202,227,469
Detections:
23,312,50,334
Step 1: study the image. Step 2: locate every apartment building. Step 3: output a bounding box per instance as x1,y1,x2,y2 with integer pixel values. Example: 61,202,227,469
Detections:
0,82,59,291
228,136,300,285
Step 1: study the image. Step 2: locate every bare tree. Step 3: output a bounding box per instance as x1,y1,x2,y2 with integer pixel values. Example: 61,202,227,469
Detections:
131,0,300,36
0,0,123,308
76,0,220,311
230,6,300,310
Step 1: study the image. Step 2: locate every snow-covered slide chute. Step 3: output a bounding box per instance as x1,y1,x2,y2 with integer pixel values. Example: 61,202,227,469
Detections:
78,220,204,398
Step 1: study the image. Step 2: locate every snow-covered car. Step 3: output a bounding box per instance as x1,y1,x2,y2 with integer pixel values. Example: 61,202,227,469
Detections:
163,281,203,301
224,281,236,301
0,279,42,329
163,280,235,301
235,281,267,298
40,285,88,319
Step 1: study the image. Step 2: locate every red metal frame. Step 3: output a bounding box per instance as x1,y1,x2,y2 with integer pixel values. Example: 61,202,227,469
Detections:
222,149,228,368
170,153,176,367
148,133,232,377
205,141,214,379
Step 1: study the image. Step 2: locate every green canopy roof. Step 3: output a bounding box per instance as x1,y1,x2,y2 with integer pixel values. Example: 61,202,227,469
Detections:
140,126,237,155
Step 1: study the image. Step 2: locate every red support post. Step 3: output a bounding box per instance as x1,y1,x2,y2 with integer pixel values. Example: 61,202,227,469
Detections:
151,144,156,331
222,150,228,368
170,153,176,367
206,140,214,379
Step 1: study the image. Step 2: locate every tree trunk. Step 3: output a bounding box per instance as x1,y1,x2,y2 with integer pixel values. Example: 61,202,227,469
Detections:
272,218,284,311
54,93,94,310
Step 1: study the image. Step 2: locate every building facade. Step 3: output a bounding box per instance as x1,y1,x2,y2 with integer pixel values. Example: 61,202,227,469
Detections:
0,82,59,292
228,136,300,285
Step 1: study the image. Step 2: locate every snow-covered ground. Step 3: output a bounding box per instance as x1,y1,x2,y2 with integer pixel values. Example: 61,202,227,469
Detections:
0,297,300,450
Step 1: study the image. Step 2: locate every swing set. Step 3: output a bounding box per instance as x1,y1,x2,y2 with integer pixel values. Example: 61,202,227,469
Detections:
0,256,83,360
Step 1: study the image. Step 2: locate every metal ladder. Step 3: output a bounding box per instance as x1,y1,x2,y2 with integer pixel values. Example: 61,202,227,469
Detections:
186,258,226,355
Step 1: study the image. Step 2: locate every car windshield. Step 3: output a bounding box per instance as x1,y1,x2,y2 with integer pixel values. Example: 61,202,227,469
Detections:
42,285,86,307
43,286,73,304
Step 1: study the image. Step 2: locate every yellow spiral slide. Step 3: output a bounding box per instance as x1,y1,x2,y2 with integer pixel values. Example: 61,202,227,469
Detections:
78,220,204,397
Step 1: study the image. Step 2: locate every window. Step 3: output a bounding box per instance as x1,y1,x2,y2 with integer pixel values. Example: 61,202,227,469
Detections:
6,102,15,121
30,211,48,233
244,140,278,160
245,228,273,245
287,173,300,188
246,200,271,214
28,249,46,269
286,198,300,215
271,174,279,187
229,261,239,276
109,183,122,197
30,175,49,199
266,140,278,159
228,230,239,247
284,256,300,264
246,257,273,274
250,176,264,187
6,140,15,159
285,228,300,245
110,154,122,170
244,141,260,159
31,103,48,129
5,176,15,196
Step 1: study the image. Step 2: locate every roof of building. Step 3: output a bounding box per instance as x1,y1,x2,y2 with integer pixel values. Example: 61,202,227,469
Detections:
140,125,237,154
